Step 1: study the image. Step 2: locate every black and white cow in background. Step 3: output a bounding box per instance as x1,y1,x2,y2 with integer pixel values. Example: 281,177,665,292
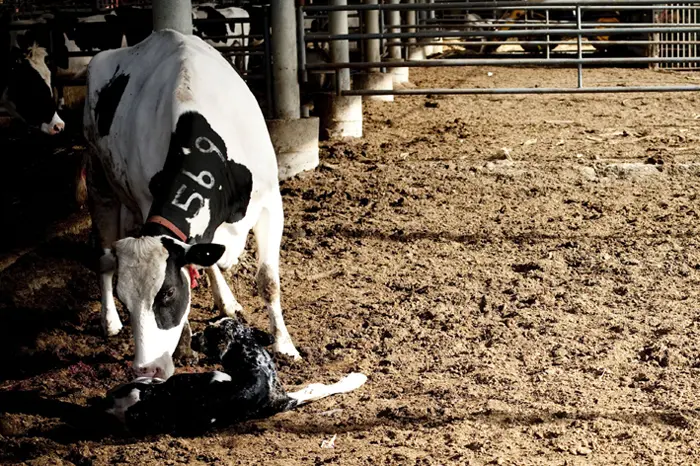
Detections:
193,3,251,73
0,4,255,136
0,10,126,134
84,29,300,380
103,317,367,435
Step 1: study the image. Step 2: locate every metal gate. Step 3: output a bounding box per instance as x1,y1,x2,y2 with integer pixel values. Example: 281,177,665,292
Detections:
654,3,700,69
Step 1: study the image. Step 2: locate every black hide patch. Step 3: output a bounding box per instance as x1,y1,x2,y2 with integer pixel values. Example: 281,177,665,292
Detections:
194,6,227,43
94,69,129,136
153,237,190,331
5,49,56,126
148,112,253,243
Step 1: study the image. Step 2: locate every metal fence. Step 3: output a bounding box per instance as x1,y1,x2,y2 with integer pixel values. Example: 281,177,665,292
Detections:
300,0,700,96
1,1,274,117
654,3,700,69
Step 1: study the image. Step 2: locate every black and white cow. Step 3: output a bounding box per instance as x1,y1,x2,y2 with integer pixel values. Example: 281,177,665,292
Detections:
0,11,126,134
0,16,64,134
83,29,300,380
193,3,251,73
103,317,367,435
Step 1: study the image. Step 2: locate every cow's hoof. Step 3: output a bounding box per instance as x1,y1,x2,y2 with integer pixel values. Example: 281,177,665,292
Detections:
103,319,123,337
220,301,244,317
274,341,301,360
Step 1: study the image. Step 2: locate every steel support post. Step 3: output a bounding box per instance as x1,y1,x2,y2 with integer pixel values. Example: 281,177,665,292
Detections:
152,0,193,34
267,0,319,179
357,0,394,100
386,0,409,82
322,0,362,137
271,0,301,119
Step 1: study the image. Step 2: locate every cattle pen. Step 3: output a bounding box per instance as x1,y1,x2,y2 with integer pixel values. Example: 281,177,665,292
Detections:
3,0,700,464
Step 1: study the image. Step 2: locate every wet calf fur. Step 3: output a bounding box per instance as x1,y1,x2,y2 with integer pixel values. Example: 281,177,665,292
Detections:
103,318,367,435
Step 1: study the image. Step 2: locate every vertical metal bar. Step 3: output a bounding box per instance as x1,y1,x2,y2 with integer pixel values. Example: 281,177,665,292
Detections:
406,0,417,57
387,0,402,61
363,0,380,71
546,8,550,60
272,0,301,120
694,5,697,69
297,3,308,84
330,0,351,92
264,8,274,119
576,5,583,88
153,0,193,34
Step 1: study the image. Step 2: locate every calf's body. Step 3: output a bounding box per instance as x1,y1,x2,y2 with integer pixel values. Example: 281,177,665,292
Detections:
104,318,367,435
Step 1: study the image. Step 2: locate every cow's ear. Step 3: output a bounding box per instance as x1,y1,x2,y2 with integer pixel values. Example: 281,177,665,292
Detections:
252,328,275,347
184,243,225,267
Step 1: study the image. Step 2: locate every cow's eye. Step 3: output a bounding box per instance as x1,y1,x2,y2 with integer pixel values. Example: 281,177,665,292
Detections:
159,287,175,303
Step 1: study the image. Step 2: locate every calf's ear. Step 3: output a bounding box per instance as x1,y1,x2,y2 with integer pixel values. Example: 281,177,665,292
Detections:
184,243,226,267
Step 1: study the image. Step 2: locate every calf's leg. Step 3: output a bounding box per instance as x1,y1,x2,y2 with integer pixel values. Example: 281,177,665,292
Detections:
288,373,368,405
253,193,300,359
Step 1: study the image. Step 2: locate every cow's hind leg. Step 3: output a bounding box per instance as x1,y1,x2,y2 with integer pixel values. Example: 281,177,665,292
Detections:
253,193,300,360
86,154,123,337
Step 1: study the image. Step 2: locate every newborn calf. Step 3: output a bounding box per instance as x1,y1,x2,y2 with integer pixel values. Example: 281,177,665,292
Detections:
104,318,367,435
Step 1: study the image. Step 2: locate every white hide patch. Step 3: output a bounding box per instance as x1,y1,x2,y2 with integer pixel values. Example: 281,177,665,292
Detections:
107,388,141,423
186,198,211,238
114,236,169,306
210,371,232,383
26,44,51,88
40,113,65,135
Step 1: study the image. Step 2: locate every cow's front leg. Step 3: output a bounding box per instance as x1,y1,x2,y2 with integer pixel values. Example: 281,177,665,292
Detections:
87,155,123,337
205,265,244,317
253,197,301,360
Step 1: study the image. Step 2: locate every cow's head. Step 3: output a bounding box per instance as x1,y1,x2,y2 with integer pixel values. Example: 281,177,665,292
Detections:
1,42,64,135
113,235,225,379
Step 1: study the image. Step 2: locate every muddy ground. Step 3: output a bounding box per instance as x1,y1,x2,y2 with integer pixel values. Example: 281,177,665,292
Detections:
2,65,700,465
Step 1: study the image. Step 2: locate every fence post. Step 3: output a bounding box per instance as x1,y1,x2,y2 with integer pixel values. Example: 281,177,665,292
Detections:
406,0,424,60
152,0,193,35
321,0,363,138
266,0,320,180
356,0,394,101
387,0,409,83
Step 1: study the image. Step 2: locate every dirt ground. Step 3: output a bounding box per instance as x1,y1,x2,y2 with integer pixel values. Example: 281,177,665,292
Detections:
3,65,700,465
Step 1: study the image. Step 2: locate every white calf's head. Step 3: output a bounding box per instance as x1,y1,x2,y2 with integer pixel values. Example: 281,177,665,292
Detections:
114,236,225,379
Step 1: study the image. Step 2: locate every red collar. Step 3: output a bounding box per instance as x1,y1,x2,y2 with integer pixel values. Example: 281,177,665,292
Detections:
146,215,188,243
146,216,199,288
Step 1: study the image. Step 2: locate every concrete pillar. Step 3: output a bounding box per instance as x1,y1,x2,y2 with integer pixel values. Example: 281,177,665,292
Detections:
152,0,193,34
267,0,319,179
386,0,409,84
405,0,424,61
356,0,393,101
271,0,301,120
323,0,362,138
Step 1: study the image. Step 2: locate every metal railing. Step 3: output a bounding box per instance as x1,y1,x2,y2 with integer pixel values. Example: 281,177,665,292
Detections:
2,4,275,117
299,0,700,96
